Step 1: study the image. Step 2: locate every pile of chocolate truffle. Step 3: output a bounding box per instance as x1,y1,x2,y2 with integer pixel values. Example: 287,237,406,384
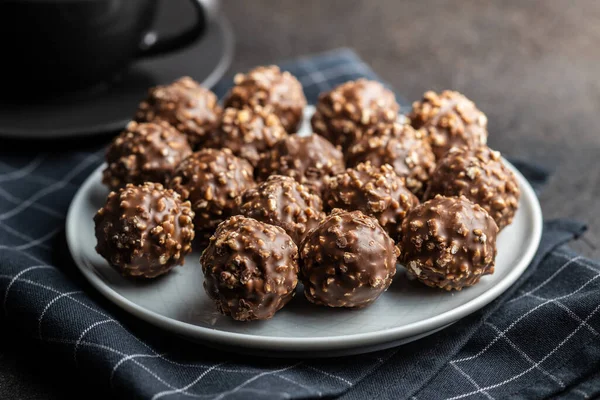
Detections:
94,66,521,322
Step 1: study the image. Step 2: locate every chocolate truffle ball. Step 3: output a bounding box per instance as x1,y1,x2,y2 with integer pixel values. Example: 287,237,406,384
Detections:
94,182,195,278
255,133,345,195
399,195,498,291
204,106,287,168
201,215,299,321
408,90,488,159
238,175,325,245
311,79,400,151
223,65,306,133
345,122,436,198
135,76,221,149
323,162,419,240
169,148,255,244
102,121,192,191
424,146,520,230
299,209,398,308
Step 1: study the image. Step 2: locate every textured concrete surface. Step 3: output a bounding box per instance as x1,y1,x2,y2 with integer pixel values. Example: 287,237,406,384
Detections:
2,1,599,398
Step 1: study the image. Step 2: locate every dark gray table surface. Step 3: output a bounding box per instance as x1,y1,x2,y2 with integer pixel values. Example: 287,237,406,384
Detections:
2,1,599,398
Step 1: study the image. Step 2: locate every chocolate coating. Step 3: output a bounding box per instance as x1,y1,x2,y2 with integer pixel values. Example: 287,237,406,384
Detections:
323,162,419,240
311,79,400,151
255,133,345,195
201,216,299,321
102,121,192,191
204,106,288,167
399,195,498,291
345,122,436,198
169,149,255,244
223,65,307,133
408,90,488,159
424,146,520,230
299,209,398,308
134,76,221,149
94,182,195,278
239,175,325,245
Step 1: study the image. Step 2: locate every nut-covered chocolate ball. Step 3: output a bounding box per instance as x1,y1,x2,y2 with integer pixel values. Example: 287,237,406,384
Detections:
299,209,398,308
94,182,195,278
311,79,400,151
255,134,345,195
223,65,306,133
345,122,436,198
424,146,520,230
408,90,488,159
399,195,498,291
238,175,325,245
134,76,221,149
204,106,287,167
323,162,419,240
169,148,255,244
201,216,299,321
102,121,192,191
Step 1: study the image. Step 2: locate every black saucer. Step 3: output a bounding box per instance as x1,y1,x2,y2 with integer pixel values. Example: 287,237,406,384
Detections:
0,16,234,139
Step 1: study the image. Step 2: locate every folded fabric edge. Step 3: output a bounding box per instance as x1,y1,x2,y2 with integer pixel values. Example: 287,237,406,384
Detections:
543,218,588,240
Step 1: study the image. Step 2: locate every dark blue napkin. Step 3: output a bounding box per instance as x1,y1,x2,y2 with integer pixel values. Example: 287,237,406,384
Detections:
1,49,598,400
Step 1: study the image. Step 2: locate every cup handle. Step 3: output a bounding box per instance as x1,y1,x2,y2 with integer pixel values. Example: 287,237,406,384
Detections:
136,0,219,59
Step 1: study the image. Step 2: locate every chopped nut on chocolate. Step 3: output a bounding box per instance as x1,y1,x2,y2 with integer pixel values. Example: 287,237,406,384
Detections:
311,79,400,151
399,195,498,291
169,148,255,245
134,76,221,149
345,122,436,198
255,133,345,195
424,145,520,230
204,106,288,168
223,65,306,133
408,90,488,159
201,215,298,321
94,182,195,278
238,175,325,245
299,209,399,308
323,162,419,240
102,121,192,191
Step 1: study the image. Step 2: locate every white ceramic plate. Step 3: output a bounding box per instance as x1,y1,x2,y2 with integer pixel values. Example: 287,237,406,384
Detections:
66,107,543,357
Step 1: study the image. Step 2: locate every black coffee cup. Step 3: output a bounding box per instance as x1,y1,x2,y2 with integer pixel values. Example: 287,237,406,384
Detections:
0,0,217,97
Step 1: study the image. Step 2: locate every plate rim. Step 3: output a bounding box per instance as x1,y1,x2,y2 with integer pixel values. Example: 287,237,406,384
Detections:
66,152,543,353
